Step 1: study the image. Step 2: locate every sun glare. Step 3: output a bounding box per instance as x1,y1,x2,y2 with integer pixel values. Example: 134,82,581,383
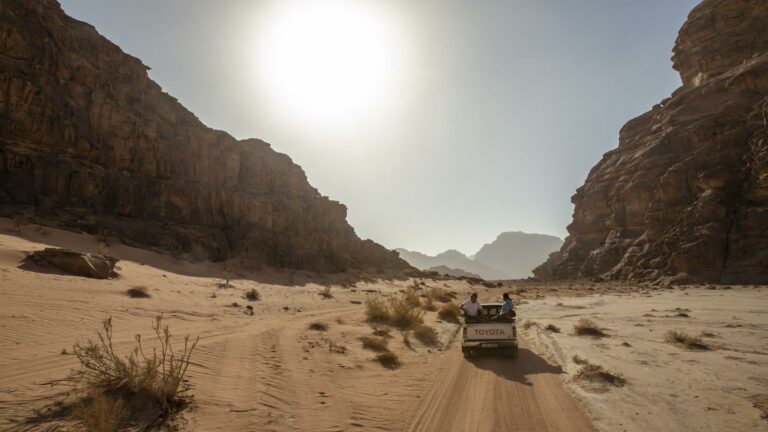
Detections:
256,1,403,129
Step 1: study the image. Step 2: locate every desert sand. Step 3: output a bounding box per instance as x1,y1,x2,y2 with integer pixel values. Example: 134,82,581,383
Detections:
1,218,766,431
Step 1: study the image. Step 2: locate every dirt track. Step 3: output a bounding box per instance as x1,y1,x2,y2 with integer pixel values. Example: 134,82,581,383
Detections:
406,339,595,432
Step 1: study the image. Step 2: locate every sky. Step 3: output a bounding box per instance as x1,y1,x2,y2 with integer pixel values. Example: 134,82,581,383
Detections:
60,0,699,256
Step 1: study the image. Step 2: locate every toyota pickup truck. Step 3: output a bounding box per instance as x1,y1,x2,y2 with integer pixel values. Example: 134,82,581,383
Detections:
461,303,518,358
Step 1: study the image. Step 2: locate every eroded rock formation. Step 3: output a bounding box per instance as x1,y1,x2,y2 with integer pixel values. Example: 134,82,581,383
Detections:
535,0,768,284
0,1,409,272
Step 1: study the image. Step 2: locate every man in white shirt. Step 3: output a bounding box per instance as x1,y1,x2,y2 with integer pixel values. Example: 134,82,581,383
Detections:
498,292,515,320
461,292,482,321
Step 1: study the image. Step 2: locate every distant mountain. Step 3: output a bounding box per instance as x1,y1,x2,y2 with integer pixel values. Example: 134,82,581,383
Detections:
425,265,482,279
474,232,563,279
395,248,507,280
396,231,562,280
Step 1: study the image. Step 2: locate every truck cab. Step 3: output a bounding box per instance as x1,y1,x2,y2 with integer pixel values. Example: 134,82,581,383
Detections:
461,303,518,358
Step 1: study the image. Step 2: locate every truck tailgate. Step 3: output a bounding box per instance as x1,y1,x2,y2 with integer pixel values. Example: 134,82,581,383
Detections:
464,323,515,340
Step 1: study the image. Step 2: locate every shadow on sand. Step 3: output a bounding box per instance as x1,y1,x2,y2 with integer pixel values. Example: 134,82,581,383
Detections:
467,348,563,386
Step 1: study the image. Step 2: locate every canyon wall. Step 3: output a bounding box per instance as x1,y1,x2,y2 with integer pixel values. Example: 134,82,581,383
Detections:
0,0,410,272
535,0,768,284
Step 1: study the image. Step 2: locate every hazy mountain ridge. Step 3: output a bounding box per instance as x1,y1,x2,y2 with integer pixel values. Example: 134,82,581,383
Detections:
397,231,563,280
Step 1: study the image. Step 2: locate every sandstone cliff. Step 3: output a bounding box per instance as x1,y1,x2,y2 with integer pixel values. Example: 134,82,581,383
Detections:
0,0,410,272
535,0,768,284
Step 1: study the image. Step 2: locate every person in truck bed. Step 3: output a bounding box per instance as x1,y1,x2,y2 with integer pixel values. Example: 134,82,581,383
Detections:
493,292,516,321
461,292,483,322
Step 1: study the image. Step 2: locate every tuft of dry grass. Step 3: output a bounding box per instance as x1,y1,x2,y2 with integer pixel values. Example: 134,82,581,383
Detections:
545,324,560,333
126,286,150,299
328,341,347,354
372,325,392,338
413,324,439,347
403,287,422,308
365,296,424,329
665,330,709,350
319,286,334,299
68,317,198,429
243,288,260,301
376,351,401,369
426,287,458,303
523,320,539,330
572,354,588,365
572,318,607,337
360,336,390,352
308,322,328,331
574,363,626,387
437,303,461,323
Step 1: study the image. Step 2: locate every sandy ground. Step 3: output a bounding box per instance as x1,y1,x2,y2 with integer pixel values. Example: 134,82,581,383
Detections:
519,287,768,432
0,218,594,432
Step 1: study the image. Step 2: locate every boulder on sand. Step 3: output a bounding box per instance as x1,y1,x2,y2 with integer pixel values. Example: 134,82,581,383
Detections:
25,248,118,279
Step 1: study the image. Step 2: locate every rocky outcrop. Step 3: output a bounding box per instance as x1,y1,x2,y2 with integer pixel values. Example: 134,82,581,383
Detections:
535,0,768,284
25,248,118,279
474,232,563,279
0,1,409,272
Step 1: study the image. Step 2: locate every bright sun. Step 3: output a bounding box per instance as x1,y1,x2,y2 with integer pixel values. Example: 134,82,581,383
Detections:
256,1,402,128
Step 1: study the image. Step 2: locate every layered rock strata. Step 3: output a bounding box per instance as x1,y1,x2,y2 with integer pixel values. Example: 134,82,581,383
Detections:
535,0,768,284
0,0,409,272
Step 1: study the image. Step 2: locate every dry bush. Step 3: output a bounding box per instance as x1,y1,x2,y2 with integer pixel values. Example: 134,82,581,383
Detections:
437,303,461,323
388,297,424,329
413,324,439,347
69,317,198,429
319,286,333,299
372,325,392,338
360,336,390,353
427,287,457,303
572,318,607,337
572,354,588,365
403,287,422,308
365,296,423,329
365,297,390,323
308,322,328,332
545,324,560,333
422,294,437,312
376,351,401,369
328,341,347,354
665,330,709,349
574,363,626,387
523,320,539,330
126,286,150,299
73,390,125,432
243,288,260,301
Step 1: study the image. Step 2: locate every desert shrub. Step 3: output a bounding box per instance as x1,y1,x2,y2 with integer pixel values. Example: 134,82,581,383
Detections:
319,286,333,299
372,325,392,338
422,294,438,312
360,336,389,352
126,286,150,299
437,303,461,323
376,351,401,369
665,330,708,349
243,288,260,301
427,287,457,303
308,322,328,331
387,297,424,329
68,317,198,429
365,297,390,323
572,354,588,365
403,287,422,308
574,363,626,387
523,320,539,330
328,341,347,354
572,318,607,337
413,324,439,346
545,324,560,333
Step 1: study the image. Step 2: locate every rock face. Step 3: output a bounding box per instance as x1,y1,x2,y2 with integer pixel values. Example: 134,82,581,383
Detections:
0,1,409,272
474,232,563,279
535,0,768,284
